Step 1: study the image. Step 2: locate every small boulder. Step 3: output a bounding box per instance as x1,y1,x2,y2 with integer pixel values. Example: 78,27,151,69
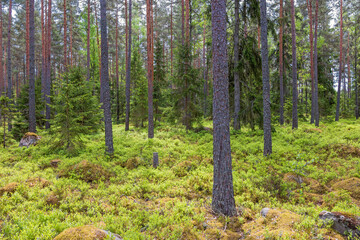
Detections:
0,182,18,196
319,211,360,238
260,208,271,217
53,225,122,240
19,132,41,148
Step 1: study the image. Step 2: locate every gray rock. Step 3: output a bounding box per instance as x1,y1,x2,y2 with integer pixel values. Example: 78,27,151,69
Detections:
102,230,123,240
319,211,360,238
19,133,41,148
260,208,271,217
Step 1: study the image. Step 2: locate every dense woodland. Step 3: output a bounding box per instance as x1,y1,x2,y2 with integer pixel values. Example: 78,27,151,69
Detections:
0,0,360,239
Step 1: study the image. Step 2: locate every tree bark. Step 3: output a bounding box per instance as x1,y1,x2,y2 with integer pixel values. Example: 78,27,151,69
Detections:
307,0,315,123
233,0,240,130
45,0,52,129
170,2,173,77
355,17,359,119
147,0,154,138
100,0,114,155
70,8,73,67
291,0,298,129
7,0,12,131
63,0,67,69
260,0,272,156
125,0,132,131
203,22,207,117
0,1,3,95
115,7,120,123
181,0,185,44
26,0,29,80
335,0,343,121
347,33,351,99
87,0,90,81
279,0,284,125
211,0,236,217
29,0,36,133
314,0,319,126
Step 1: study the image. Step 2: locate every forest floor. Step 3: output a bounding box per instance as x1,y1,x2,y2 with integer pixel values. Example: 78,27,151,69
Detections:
0,119,360,239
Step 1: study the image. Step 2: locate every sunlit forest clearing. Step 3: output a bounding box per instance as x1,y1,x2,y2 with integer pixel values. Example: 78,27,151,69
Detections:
0,0,360,239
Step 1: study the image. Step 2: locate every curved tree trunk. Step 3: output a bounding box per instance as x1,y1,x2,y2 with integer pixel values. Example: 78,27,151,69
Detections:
335,0,343,121
147,0,154,138
125,0,132,131
260,0,272,156
279,0,284,125
233,0,240,130
211,0,236,217
29,0,36,133
291,0,298,129
100,0,114,155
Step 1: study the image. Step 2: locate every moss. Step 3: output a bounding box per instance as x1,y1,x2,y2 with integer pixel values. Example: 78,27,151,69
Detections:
124,157,140,170
23,132,39,138
172,161,195,177
58,160,112,183
332,178,360,200
0,182,18,196
45,192,61,206
26,177,51,188
305,128,322,133
53,225,107,240
324,144,360,159
303,178,329,194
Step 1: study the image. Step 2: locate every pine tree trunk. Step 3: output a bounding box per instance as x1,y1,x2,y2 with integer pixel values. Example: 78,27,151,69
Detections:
7,0,12,131
203,22,207,117
94,1,101,99
26,0,29,80
29,0,36,133
335,0,343,121
41,0,45,104
170,3,173,77
100,0,114,155
87,0,90,81
233,0,240,130
45,0,52,129
260,0,272,156
307,0,315,123
314,0,319,126
211,0,236,217
115,8,120,123
347,34,351,99
147,0,154,138
63,0,67,69
0,1,3,95
125,0,132,131
70,8,73,67
291,0,298,129
279,0,284,125
355,17,359,119
181,0,185,45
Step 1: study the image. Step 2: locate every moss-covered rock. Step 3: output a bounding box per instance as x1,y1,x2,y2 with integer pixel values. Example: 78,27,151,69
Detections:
53,225,122,240
0,182,18,196
58,160,112,183
332,178,360,200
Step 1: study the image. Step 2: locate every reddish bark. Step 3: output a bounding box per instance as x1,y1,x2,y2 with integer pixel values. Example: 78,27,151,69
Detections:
63,0,67,69
347,33,351,98
70,8,73,67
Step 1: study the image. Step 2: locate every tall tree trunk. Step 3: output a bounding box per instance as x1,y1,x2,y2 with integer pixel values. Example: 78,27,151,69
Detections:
335,0,343,121
307,0,315,123
211,0,236,217
116,7,120,123
125,0,128,74
0,1,3,95
45,0,52,129
29,0,36,133
87,0,90,81
147,0,154,138
279,0,284,125
314,0,319,126
347,33,351,99
63,0,67,69
7,0,12,131
233,0,240,130
203,22,207,117
125,0,132,131
260,0,272,156
100,0,114,155
70,8,73,67
181,0,184,44
170,2,173,77
26,0,29,80
291,0,298,129
41,0,45,104
355,17,359,119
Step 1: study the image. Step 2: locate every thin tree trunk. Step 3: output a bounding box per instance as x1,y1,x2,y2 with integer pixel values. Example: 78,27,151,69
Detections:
70,8,73,67
181,0,184,44
203,22,207,117
347,33,351,99
335,0,343,121
211,0,236,217
233,0,240,130
125,0,132,131
279,0,284,125
147,0,154,138
29,0,36,133
94,1,102,101
63,0,67,69
45,0,52,129
314,0,319,126
260,0,272,156
291,0,298,129
116,7,120,123
100,0,114,155
125,0,128,74
41,0,45,104
170,2,173,77
87,0,90,81
0,1,3,95
307,0,315,123
26,0,29,80
7,0,12,131
355,17,359,119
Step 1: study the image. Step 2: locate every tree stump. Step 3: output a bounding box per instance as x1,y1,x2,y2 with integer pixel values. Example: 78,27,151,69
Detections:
153,152,159,168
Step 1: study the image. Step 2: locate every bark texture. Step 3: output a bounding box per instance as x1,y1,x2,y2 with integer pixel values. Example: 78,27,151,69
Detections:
279,0,284,125
100,0,114,155
260,0,272,156
7,0,12,131
335,0,343,121
147,0,154,138
313,0,319,126
0,1,3,95
87,0,90,81
291,0,298,129
307,0,315,123
233,0,240,130
125,0,132,131
29,0,36,133
45,0,52,129
211,0,236,217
